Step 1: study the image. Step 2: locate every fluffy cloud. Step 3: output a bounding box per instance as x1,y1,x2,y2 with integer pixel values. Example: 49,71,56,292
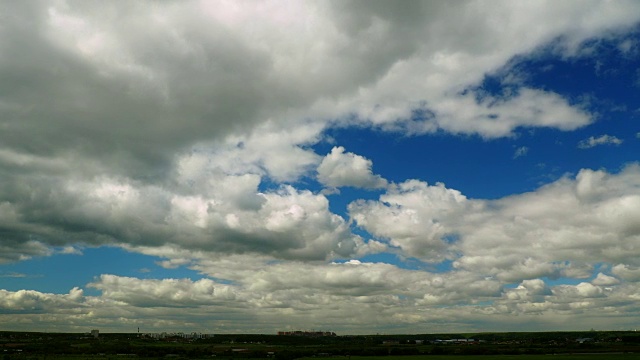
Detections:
1,0,638,263
612,264,640,282
1,1,640,333
89,275,238,307
4,264,640,333
317,147,387,189
2,1,636,181
0,167,370,262
351,164,640,281
349,180,468,262
0,287,84,312
578,134,624,148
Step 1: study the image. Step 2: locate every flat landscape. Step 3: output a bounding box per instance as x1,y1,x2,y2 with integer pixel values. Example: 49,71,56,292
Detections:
2,331,639,359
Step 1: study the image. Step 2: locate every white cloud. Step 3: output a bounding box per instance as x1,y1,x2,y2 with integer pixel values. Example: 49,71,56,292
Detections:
0,287,84,312
591,273,620,286
1,0,640,333
351,164,640,281
513,146,529,159
578,134,624,148
1,0,636,183
317,146,387,189
0,1,638,263
89,275,238,307
349,180,468,262
4,264,640,333
612,264,640,282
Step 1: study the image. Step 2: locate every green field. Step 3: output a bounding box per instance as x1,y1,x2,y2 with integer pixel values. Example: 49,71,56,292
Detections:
303,355,638,360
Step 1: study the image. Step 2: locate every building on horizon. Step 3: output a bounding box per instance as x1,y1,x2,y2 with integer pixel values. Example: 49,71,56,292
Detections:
277,331,336,337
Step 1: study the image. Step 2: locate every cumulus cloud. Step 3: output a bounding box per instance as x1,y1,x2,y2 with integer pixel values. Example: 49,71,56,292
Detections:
0,169,368,261
578,134,624,148
4,263,640,333
89,275,238,307
1,0,635,180
351,164,640,281
0,0,637,263
0,287,84,312
317,147,387,189
591,273,620,286
1,0,640,333
349,180,468,262
612,264,640,282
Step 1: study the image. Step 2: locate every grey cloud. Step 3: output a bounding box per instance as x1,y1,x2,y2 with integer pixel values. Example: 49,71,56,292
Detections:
2,0,636,184
0,169,362,261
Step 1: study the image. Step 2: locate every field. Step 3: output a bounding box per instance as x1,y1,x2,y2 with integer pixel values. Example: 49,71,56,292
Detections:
304,355,638,360
13,353,640,360
2,331,639,359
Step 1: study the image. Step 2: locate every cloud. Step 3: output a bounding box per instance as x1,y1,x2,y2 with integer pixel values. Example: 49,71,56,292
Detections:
0,272,28,278
591,273,620,286
513,146,529,159
578,134,624,148
1,1,640,333
0,287,84,312
3,263,640,333
0,0,637,264
349,180,468,262
351,164,640,281
1,0,635,183
0,168,367,261
612,264,640,282
58,246,83,255
317,147,388,189
88,275,238,307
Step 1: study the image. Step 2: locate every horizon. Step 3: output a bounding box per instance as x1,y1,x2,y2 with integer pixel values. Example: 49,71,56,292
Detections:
1,329,637,335
1,1,640,334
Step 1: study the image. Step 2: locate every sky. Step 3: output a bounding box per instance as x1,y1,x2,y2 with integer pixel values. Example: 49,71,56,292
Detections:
1,0,640,335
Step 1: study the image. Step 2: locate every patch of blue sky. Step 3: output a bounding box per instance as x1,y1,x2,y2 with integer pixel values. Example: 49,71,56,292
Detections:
542,276,589,287
325,186,385,219
320,125,547,200
433,259,455,273
0,246,205,295
351,252,451,273
464,29,640,177
544,262,611,287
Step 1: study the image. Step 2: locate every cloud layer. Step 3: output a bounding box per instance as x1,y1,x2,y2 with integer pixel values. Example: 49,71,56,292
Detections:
1,0,640,333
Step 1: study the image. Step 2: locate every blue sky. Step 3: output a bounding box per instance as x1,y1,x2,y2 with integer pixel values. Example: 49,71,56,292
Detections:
1,1,640,334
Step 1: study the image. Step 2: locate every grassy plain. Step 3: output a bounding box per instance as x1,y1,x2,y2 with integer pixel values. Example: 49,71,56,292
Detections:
20,356,640,360
303,355,637,360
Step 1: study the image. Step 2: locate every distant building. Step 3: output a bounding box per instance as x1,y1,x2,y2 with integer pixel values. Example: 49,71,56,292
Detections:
91,330,99,339
277,331,336,337
140,332,213,340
